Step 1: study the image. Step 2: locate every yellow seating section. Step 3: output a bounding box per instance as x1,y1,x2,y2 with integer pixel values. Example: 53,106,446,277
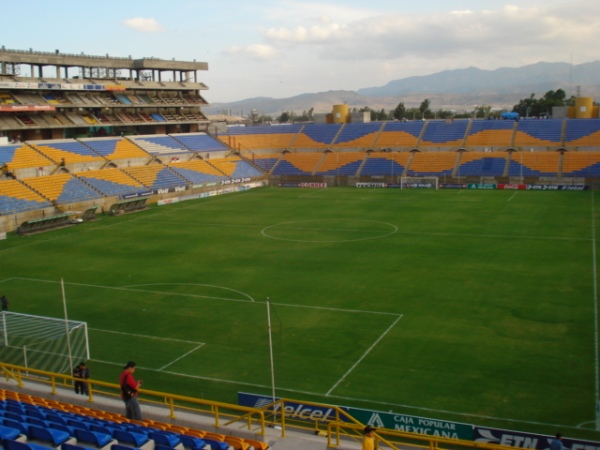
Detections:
514,152,561,173
289,134,331,149
318,152,365,172
0,179,47,201
122,165,162,186
24,173,72,201
5,145,55,170
169,159,224,176
465,130,514,147
567,131,600,147
107,140,150,160
80,168,143,187
331,133,378,149
373,131,420,148
281,152,324,172
31,144,104,164
562,152,600,173
409,152,459,173
209,157,240,177
513,132,557,147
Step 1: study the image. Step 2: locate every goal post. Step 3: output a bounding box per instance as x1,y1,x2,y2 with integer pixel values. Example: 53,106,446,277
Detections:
0,311,89,375
400,176,439,190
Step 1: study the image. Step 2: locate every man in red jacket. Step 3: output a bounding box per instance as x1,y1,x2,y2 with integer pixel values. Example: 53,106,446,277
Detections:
120,361,143,420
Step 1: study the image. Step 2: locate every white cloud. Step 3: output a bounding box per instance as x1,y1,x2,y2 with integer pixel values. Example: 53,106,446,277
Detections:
223,44,279,61
122,17,165,33
248,1,599,67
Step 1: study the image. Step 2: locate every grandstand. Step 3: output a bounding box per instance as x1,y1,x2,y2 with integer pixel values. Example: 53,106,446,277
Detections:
1,117,600,233
0,47,210,141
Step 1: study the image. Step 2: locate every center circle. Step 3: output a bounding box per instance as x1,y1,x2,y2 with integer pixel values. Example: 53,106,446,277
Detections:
261,219,398,243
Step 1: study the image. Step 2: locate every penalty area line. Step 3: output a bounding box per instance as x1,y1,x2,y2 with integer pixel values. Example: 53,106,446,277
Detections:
325,314,403,396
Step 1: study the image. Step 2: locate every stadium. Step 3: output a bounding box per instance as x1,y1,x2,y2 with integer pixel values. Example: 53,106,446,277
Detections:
1,46,600,450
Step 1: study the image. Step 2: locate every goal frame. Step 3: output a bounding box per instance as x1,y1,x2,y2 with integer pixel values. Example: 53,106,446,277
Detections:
400,176,439,190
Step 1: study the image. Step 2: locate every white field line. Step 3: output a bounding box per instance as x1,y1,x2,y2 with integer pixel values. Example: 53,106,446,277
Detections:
159,345,204,371
11,278,256,303
326,315,403,396
507,191,519,202
88,327,204,345
7,275,582,432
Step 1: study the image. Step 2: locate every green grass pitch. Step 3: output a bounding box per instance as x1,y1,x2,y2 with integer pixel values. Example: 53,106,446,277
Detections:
0,186,598,440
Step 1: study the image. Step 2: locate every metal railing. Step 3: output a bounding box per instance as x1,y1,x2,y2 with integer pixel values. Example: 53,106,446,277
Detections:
0,363,266,435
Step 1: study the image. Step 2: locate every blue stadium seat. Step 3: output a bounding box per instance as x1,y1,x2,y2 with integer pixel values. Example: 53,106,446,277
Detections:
2,418,29,435
149,431,181,448
4,439,48,450
113,429,149,447
179,435,206,449
74,427,115,448
0,424,21,441
27,424,72,446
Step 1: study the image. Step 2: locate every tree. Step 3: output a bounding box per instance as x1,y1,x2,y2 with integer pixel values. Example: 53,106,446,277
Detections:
278,111,290,123
474,105,492,119
392,102,406,120
419,99,431,119
512,89,569,118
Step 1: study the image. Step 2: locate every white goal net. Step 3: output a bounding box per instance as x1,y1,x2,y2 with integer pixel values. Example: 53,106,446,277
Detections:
0,312,89,375
400,176,439,190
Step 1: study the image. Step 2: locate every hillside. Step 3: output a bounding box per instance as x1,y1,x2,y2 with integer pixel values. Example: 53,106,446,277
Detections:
204,61,600,117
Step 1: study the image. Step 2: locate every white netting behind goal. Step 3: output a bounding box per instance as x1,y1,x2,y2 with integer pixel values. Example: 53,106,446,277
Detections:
0,312,89,374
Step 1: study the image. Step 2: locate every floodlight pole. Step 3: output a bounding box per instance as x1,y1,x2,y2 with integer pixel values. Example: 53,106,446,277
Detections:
61,278,74,375
266,297,276,403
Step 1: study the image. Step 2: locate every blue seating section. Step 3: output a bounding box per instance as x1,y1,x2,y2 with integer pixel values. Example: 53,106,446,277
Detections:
114,94,132,105
458,157,507,177
468,120,515,135
231,160,263,178
172,134,228,152
169,167,226,184
77,176,147,197
224,124,302,135
564,119,600,142
361,157,406,176
0,195,52,215
315,160,363,176
0,145,20,164
79,138,120,157
271,160,309,176
515,119,563,143
55,178,103,204
0,398,215,450
382,121,425,137
141,168,188,190
253,157,280,172
151,113,167,122
421,120,469,144
40,141,99,157
301,124,342,144
334,122,382,144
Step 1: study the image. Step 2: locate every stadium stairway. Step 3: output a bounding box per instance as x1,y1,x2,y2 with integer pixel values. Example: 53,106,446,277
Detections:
0,377,361,450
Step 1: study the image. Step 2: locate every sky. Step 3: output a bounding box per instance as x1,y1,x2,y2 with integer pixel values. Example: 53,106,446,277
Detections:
1,0,598,103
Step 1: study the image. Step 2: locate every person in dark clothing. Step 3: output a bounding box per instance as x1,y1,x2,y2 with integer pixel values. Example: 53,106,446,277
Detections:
1,295,8,311
73,362,90,395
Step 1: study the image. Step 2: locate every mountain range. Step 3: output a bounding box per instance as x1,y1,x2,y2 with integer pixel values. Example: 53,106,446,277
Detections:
204,61,600,118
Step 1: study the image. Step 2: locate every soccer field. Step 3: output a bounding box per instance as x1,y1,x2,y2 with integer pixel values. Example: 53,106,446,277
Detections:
0,186,598,440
